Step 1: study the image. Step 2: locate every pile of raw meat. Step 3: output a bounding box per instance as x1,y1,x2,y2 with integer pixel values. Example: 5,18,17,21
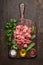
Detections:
14,25,32,48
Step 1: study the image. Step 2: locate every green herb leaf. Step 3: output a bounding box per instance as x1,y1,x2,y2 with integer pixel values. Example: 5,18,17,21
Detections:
5,18,17,44
13,18,17,23
26,43,35,51
8,37,12,42
11,45,18,50
6,21,14,28
6,29,12,33
31,35,36,40
10,19,13,22
31,26,34,33
11,40,16,45
6,33,12,37
5,25,9,29
14,23,16,26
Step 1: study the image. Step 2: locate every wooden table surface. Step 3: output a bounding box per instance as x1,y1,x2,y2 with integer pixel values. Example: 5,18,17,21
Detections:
0,0,43,65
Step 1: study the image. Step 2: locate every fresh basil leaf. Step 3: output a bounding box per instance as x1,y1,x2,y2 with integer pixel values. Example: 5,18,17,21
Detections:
31,35,36,40
10,19,13,22
13,18,17,23
5,25,9,29
6,30,12,34
6,33,12,37
8,37,12,42
14,24,16,26
31,26,34,33
13,27,16,30
7,22,13,28
11,40,16,45
12,45,18,50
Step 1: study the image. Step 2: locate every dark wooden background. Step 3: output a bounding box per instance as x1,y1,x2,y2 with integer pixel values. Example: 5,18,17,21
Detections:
0,0,43,65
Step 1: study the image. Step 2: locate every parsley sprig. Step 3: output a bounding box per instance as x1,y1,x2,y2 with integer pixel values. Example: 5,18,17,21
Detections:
5,18,17,42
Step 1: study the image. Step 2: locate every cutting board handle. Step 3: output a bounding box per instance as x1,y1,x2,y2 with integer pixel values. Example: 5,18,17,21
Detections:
20,3,25,19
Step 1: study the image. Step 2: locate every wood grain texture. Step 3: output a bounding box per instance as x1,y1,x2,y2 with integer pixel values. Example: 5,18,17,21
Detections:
0,0,43,65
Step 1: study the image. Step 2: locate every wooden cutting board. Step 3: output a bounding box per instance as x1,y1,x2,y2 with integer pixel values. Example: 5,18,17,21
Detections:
9,3,37,59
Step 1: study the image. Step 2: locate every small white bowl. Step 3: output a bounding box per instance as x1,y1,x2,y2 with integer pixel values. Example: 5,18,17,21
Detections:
9,49,17,58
